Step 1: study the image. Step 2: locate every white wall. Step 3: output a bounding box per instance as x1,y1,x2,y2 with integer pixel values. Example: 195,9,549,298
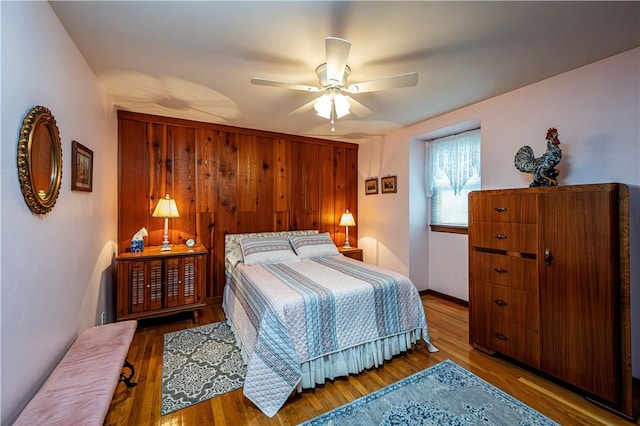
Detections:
358,48,640,302
357,136,413,276
0,3,118,424
408,141,429,290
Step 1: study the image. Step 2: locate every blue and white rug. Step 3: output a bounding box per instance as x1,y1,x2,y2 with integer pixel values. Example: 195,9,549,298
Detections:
300,359,558,425
161,321,247,415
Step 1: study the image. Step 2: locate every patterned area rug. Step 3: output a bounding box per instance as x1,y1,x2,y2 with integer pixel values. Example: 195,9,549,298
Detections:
162,321,247,415
300,359,558,425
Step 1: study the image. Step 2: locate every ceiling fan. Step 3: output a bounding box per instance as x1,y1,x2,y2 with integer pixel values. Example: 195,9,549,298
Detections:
251,37,419,132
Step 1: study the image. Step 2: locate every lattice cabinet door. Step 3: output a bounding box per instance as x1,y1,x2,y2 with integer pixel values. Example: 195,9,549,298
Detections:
165,257,181,308
164,256,201,308
182,255,198,305
126,261,146,315
148,259,163,311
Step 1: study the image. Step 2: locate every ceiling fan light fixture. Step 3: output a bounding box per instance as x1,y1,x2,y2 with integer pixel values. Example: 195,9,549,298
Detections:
314,91,351,120
334,94,351,118
251,37,418,132
314,94,332,119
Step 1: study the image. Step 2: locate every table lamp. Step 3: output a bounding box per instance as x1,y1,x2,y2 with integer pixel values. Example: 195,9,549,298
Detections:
339,209,356,248
152,194,180,251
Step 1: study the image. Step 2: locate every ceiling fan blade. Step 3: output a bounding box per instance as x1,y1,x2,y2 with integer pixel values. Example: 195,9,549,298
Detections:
345,72,418,94
288,98,317,115
344,96,372,118
251,78,321,92
325,37,351,85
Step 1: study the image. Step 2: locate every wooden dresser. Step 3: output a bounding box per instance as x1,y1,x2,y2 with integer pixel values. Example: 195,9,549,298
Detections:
468,183,639,420
116,244,207,323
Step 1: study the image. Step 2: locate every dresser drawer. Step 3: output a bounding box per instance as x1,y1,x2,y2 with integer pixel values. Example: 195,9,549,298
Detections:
469,194,537,224
471,280,539,328
469,310,540,368
470,223,537,253
489,320,540,368
471,251,537,292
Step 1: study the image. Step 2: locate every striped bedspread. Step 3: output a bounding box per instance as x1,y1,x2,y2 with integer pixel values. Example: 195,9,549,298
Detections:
223,255,434,417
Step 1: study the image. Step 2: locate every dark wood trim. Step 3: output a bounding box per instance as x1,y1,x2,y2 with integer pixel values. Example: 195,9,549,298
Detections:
420,289,469,307
429,224,468,234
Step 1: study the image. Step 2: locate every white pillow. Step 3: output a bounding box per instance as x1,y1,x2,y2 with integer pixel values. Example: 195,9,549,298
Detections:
240,236,300,266
226,247,244,267
289,232,339,259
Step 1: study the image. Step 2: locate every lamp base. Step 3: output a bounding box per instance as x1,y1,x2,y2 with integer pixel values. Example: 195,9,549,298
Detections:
160,218,172,251
343,242,351,249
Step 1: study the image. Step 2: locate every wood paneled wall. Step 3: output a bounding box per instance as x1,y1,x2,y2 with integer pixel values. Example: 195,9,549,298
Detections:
117,111,358,301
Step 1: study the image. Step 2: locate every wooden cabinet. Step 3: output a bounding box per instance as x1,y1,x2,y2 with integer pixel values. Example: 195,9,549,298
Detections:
117,244,207,322
338,247,363,261
469,183,639,420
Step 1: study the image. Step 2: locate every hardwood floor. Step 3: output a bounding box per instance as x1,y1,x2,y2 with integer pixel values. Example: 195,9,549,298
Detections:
105,295,638,425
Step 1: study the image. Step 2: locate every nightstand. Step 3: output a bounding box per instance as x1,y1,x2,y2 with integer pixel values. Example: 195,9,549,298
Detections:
338,247,363,261
116,244,207,323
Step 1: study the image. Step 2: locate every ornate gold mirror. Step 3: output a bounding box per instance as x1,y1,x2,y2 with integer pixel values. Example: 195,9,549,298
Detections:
17,106,63,215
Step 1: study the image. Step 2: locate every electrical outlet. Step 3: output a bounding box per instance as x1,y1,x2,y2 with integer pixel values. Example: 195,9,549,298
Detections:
101,312,106,325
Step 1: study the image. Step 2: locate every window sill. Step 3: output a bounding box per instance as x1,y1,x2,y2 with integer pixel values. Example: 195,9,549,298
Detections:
429,224,468,235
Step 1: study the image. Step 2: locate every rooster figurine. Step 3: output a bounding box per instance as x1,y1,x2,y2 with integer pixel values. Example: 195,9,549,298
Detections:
514,127,562,187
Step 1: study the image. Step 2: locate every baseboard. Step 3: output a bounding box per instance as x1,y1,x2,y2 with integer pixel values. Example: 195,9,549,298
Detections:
421,289,469,308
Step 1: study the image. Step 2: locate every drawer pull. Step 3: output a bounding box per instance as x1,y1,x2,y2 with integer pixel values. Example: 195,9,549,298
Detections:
494,299,508,307
494,333,509,341
544,248,553,267
494,207,507,212
494,267,508,273
495,233,507,240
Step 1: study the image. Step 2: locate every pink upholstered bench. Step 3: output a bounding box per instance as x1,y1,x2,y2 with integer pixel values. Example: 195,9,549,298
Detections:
14,320,137,426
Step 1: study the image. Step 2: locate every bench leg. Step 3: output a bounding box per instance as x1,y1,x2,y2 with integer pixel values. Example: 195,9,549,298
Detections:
119,358,137,387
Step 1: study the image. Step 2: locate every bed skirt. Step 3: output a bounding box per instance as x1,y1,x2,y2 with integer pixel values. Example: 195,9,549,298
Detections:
225,314,424,392
297,328,423,390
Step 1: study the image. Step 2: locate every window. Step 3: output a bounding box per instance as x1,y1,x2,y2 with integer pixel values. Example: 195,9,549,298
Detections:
426,129,480,230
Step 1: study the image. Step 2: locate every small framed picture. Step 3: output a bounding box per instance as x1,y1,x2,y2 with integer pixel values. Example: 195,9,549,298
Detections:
71,140,93,192
365,177,378,195
381,176,397,194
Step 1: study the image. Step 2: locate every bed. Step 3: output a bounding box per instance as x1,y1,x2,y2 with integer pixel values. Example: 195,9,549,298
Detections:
222,230,437,417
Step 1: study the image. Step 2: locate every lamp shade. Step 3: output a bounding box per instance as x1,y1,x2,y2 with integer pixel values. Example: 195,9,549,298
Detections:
339,210,356,227
152,194,180,218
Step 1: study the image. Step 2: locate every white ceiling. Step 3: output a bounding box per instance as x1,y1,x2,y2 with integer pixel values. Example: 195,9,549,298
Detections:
50,1,639,143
